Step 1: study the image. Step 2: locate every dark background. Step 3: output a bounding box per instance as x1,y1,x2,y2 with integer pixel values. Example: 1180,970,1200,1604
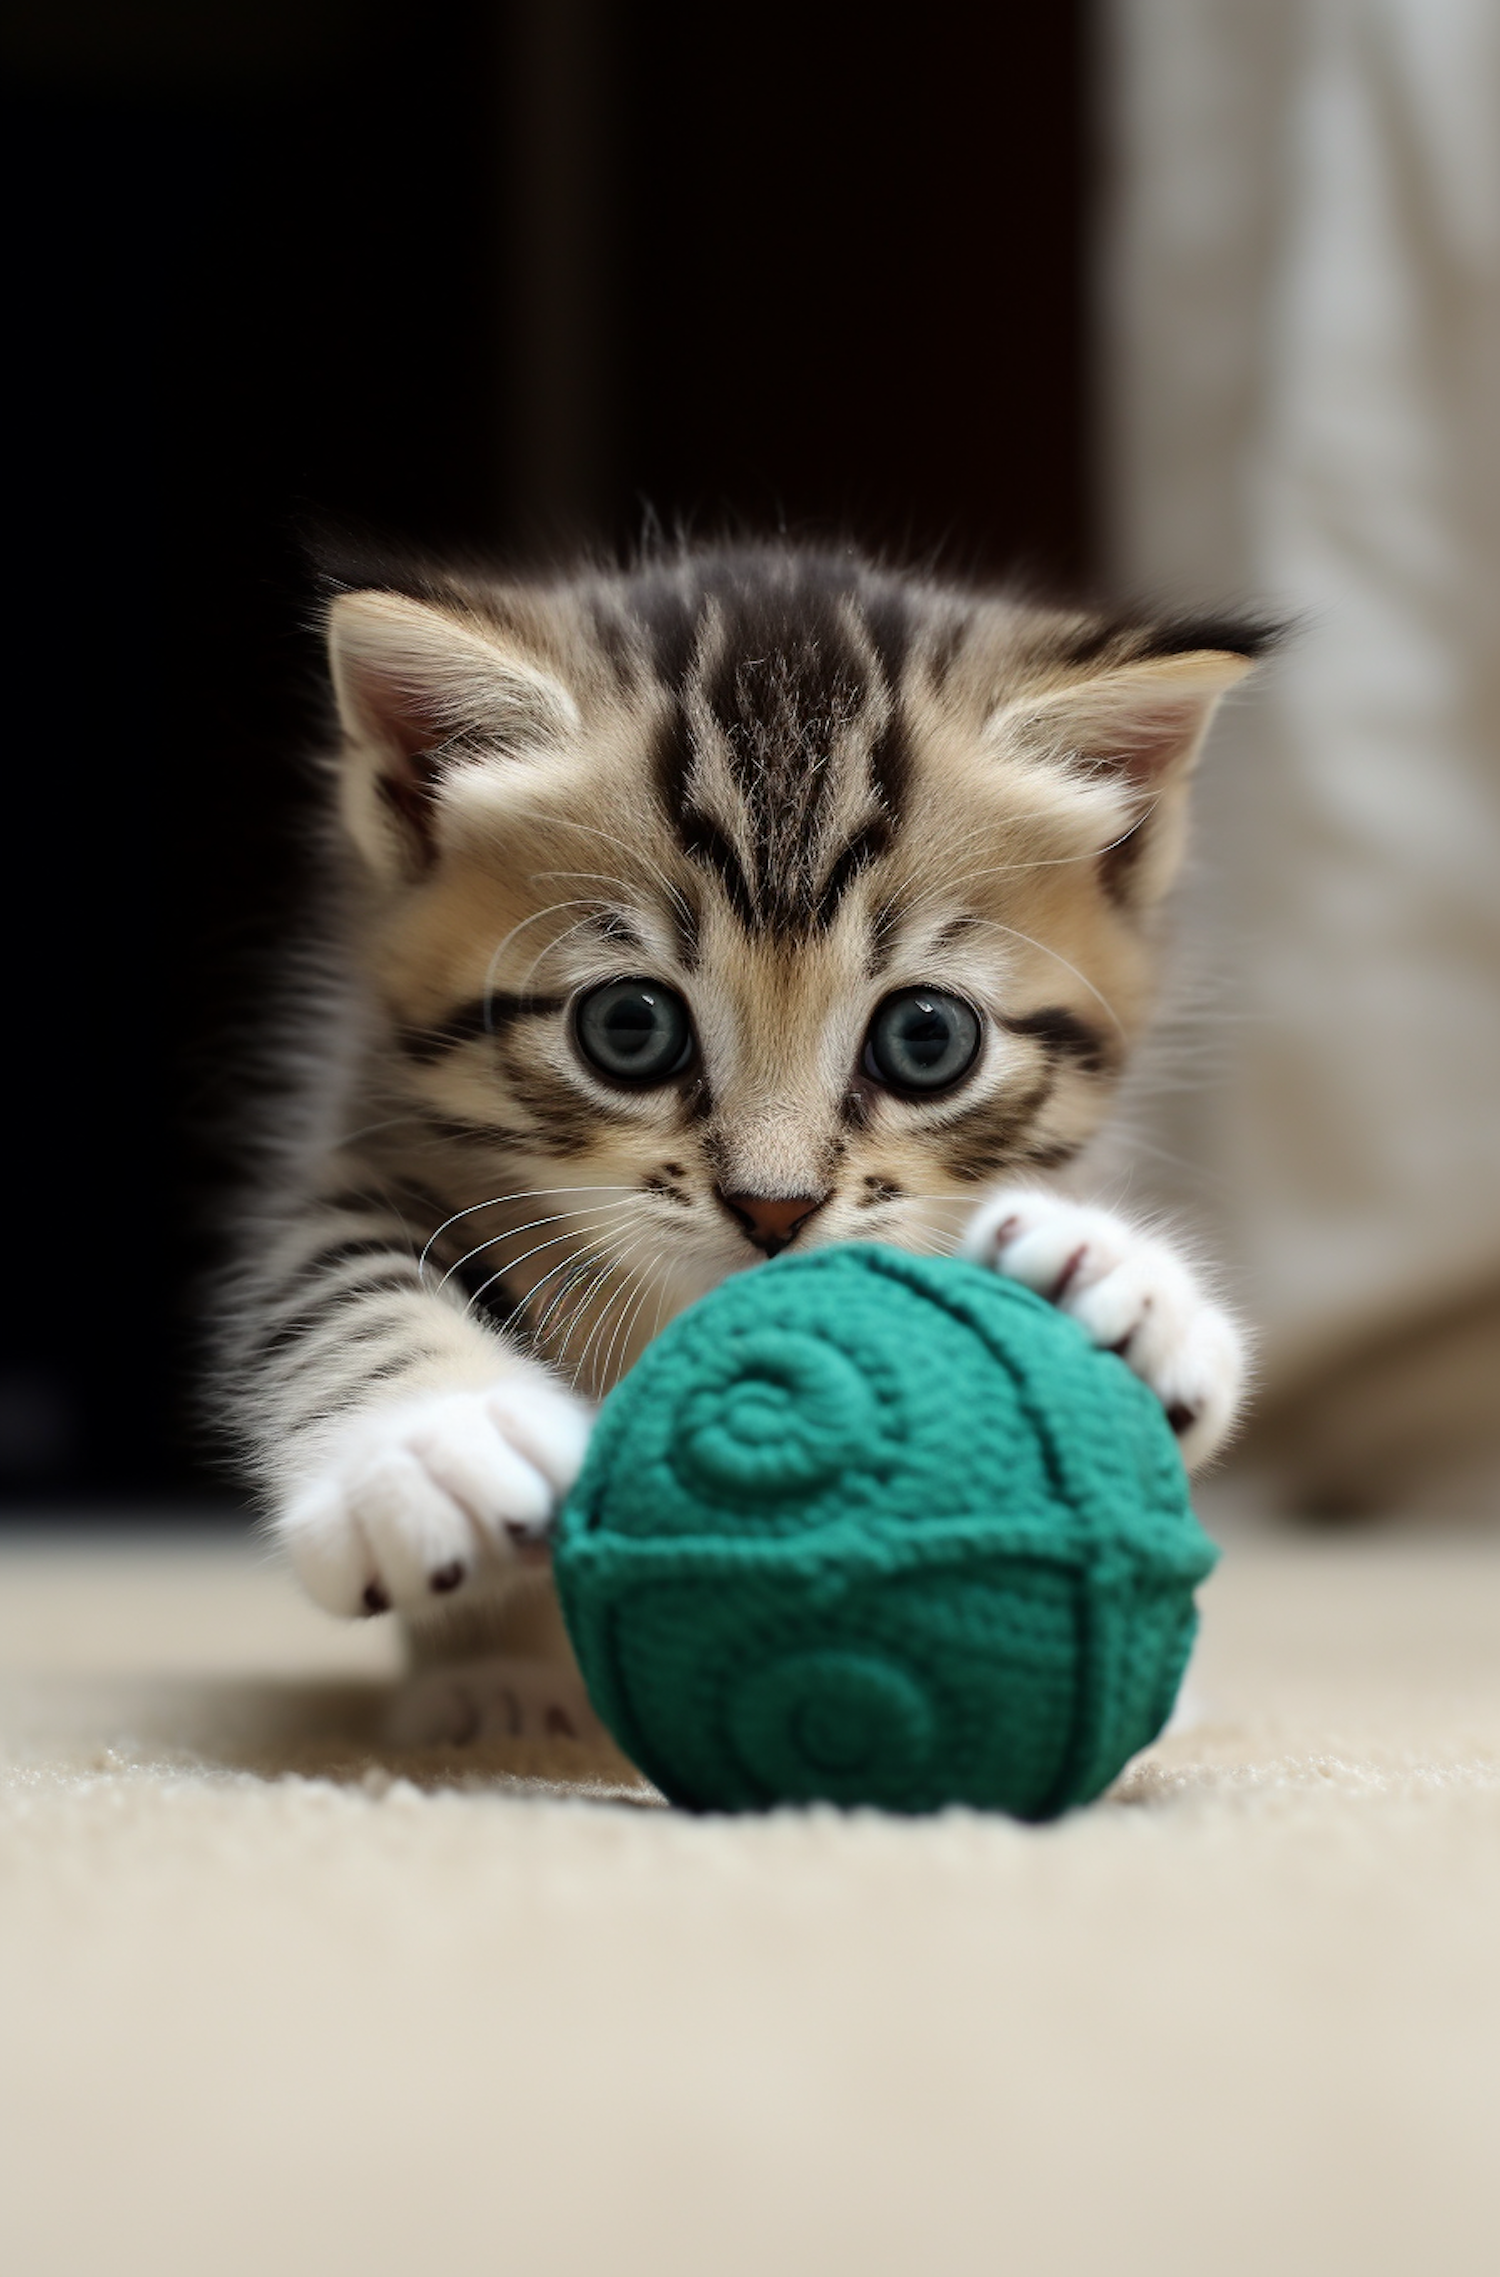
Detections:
2,1,1090,1513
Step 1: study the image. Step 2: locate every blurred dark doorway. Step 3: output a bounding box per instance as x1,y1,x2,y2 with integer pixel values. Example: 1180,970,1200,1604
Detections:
3,0,1090,1514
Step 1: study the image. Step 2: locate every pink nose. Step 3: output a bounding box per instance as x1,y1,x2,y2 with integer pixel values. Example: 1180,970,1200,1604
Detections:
717,1191,828,1257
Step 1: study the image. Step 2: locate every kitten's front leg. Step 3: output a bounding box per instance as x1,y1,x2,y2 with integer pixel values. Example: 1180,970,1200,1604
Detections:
959,1188,1248,1469
273,1344,602,1748
239,1195,595,1621
280,1371,592,1619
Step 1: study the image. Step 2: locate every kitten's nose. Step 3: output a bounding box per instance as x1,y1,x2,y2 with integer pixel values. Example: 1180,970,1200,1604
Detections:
716,1190,828,1257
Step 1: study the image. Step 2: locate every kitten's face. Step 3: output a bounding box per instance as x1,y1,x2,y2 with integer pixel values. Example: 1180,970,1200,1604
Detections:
328,548,1257,1389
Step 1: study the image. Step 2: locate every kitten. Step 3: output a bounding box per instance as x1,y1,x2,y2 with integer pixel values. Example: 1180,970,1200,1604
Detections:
222,540,1267,1744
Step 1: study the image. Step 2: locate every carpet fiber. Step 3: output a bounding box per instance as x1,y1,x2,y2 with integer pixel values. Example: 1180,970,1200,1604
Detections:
3,1518,1500,2276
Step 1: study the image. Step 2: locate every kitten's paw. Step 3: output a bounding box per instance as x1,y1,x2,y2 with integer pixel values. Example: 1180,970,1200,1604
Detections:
960,1188,1247,1469
386,1655,607,1749
278,1377,593,1618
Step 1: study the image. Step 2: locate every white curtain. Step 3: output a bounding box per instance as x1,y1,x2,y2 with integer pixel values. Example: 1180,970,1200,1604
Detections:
1104,0,1500,1430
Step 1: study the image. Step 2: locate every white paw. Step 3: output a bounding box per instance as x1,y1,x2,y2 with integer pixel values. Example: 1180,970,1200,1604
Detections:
960,1188,1247,1470
386,1656,607,1749
278,1376,594,1618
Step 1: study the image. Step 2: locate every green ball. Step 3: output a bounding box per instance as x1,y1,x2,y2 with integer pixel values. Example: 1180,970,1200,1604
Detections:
554,1244,1217,1818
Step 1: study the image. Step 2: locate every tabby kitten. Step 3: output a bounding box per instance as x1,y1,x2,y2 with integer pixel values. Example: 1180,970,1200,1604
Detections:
225,541,1265,1742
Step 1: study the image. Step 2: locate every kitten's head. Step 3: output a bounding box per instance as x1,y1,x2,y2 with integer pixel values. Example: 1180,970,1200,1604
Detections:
323,542,1270,1380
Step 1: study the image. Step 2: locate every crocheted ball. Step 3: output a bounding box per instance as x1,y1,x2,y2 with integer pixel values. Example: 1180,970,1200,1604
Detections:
553,1244,1218,1818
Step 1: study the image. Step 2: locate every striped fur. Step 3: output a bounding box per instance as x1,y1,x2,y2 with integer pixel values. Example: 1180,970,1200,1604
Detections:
219,541,1268,1628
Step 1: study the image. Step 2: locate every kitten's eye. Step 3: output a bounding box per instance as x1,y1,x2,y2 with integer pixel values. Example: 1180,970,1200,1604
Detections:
864,987,981,1095
574,978,695,1086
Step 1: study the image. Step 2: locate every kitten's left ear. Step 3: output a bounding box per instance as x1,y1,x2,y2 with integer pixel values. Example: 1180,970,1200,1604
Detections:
990,649,1256,903
326,590,579,875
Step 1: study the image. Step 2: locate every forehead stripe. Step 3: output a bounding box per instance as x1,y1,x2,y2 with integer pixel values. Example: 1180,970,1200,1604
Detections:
678,807,758,929
814,818,891,926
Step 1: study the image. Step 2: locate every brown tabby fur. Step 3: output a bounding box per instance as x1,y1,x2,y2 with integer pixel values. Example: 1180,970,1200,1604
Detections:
223,541,1269,1511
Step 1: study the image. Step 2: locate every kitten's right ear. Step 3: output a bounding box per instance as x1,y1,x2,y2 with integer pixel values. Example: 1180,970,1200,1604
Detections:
326,591,579,875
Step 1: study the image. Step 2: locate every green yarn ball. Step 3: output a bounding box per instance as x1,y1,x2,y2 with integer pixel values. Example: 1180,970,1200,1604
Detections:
553,1244,1218,1818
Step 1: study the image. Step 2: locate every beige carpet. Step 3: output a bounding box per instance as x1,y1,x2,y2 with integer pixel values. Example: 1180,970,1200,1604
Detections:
4,1517,1500,2277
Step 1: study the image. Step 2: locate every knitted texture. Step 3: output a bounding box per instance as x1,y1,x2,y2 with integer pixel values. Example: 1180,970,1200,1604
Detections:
554,1245,1218,1817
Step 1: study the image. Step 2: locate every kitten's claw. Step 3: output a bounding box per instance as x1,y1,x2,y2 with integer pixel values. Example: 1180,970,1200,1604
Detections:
960,1187,1247,1469
278,1377,593,1618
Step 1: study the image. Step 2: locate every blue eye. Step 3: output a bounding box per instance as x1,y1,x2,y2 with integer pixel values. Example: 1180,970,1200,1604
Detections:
575,979,695,1086
864,988,981,1095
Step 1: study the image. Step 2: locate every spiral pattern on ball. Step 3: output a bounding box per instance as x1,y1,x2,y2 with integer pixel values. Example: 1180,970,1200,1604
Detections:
675,1329,879,1503
728,1649,937,1803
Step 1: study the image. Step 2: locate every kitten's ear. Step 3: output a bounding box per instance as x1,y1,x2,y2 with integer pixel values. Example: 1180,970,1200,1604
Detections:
989,650,1255,903
993,651,1253,789
326,591,579,874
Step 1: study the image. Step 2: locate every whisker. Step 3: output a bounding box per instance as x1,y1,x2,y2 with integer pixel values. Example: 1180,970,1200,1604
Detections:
532,816,697,930
478,900,611,1032
569,1227,661,1389
332,1112,439,1148
900,1228,962,1261
1100,1127,1234,1189
579,1217,662,1351
566,1268,631,1390
458,1201,643,1316
872,800,1162,953
552,1244,634,1377
418,1182,631,1281
437,1195,640,1296
648,1252,675,1348
955,917,1126,1039
600,1246,664,1386
607,1229,668,1365
528,1223,641,1345
533,860,695,940
509,1222,644,1355
533,866,653,904
512,1253,604,1345
515,910,609,996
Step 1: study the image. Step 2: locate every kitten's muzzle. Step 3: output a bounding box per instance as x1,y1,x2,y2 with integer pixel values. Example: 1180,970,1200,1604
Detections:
716,1189,829,1258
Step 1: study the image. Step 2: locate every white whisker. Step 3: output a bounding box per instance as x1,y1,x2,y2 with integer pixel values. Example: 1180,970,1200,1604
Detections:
417,1183,631,1281
437,1195,640,1296
601,1246,664,1387
332,1113,435,1148
478,899,610,1029
552,1245,633,1377
648,1253,677,1348
956,917,1127,1039
457,1201,644,1317
578,1229,664,1366
515,910,607,996
568,1224,660,1387
528,1221,643,1346
532,816,697,931
513,1242,613,1344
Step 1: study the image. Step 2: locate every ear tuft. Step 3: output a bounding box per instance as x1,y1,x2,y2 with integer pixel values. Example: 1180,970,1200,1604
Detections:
988,648,1257,908
327,592,579,871
992,651,1254,790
